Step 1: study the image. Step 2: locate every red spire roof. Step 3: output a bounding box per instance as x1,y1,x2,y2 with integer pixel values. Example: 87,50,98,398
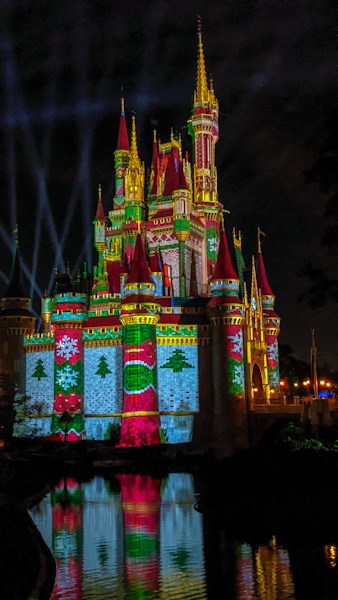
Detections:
163,146,179,196
121,253,129,274
116,98,130,151
149,250,162,273
178,159,188,189
256,250,274,295
94,185,106,221
150,131,159,195
212,228,238,281
126,234,154,285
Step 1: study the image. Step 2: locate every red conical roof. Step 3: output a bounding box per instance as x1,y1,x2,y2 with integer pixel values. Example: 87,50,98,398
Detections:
94,185,106,221
150,132,159,195
149,250,162,273
178,159,188,189
126,234,154,285
163,146,179,196
256,250,274,295
121,253,129,274
116,98,130,151
212,229,238,281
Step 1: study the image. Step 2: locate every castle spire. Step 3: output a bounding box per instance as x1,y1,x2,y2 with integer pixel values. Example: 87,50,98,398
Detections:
256,228,274,296
94,184,106,221
195,17,209,104
116,96,130,151
129,114,141,170
150,130,159,195
126,233,153,286
212,228,238,282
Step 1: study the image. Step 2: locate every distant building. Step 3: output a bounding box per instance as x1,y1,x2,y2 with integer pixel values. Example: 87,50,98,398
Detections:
2,25,280,454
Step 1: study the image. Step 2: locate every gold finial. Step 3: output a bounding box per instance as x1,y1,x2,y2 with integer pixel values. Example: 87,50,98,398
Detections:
129,114,140,169
170,127,174,143
220,207,230,230
257,227,266,253
121,97,125,114
233,227,242,250
98,184,102,200
196,15,209,104
153,129,157,143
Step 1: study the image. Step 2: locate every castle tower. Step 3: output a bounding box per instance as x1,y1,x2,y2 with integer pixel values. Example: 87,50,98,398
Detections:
173,154,191,297
114,97,130,209
208,226,248,455
51,273,87,441
0,246,35,436
256,230,281,398
118,234,161,446
92,185,109,294
246,255,270,405
189,20,222,284
123,115,146,258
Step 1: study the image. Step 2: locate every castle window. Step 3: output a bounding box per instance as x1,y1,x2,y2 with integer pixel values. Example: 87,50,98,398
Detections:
3,342,8,354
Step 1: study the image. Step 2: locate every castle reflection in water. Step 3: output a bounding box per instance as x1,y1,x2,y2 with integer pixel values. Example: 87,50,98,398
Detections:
30,473,295,599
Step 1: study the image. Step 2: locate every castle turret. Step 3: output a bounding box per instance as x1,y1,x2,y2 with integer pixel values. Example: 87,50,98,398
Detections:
118,234,161,446
51,273,87,441
189,20,222,286
114,97,130,209
172,151,191,297
92,185,109,294
256,230,281,397
247,255,270,405
208,226,248,455
123,115,146,259
0,245,35,436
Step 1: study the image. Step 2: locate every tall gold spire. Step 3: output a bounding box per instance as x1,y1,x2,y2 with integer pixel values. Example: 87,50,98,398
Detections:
129,114,140,169
195,17,209,104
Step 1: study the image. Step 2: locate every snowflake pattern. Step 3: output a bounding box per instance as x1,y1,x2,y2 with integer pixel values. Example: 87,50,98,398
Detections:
227,331,243,355
56,365,78,390
269,369,280,388
267,339,278,362
207,238,218,253
56,335,79,360
233,363,245,388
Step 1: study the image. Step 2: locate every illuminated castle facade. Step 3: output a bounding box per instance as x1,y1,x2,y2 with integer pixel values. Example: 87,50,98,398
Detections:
3,27,281,452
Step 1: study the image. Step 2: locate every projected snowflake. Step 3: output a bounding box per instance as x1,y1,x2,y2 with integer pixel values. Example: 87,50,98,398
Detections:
267,340,278,362
56,335,79,360
233,363,244,388
56,365,78,390
228,331,243,354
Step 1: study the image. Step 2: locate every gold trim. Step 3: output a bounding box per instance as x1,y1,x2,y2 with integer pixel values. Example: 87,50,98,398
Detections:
157,337,198,345
122,411,159,418
120,315,159,326
84,340,122,348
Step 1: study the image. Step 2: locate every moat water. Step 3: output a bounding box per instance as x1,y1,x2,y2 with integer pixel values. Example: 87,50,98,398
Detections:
30,472,338,599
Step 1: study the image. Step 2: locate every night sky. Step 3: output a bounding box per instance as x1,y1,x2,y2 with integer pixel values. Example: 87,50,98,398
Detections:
0,0,338,369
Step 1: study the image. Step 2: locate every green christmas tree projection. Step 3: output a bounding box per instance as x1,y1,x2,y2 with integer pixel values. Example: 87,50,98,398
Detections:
160,349,193,373
31,358,47,381
96,355,112,378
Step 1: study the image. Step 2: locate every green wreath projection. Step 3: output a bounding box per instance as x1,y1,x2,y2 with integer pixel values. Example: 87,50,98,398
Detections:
160,349,193,373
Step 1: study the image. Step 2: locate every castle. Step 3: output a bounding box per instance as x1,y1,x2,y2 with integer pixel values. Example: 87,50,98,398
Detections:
0,26,281,453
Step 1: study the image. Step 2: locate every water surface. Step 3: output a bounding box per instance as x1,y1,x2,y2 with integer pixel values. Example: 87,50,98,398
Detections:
30,473,338,599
